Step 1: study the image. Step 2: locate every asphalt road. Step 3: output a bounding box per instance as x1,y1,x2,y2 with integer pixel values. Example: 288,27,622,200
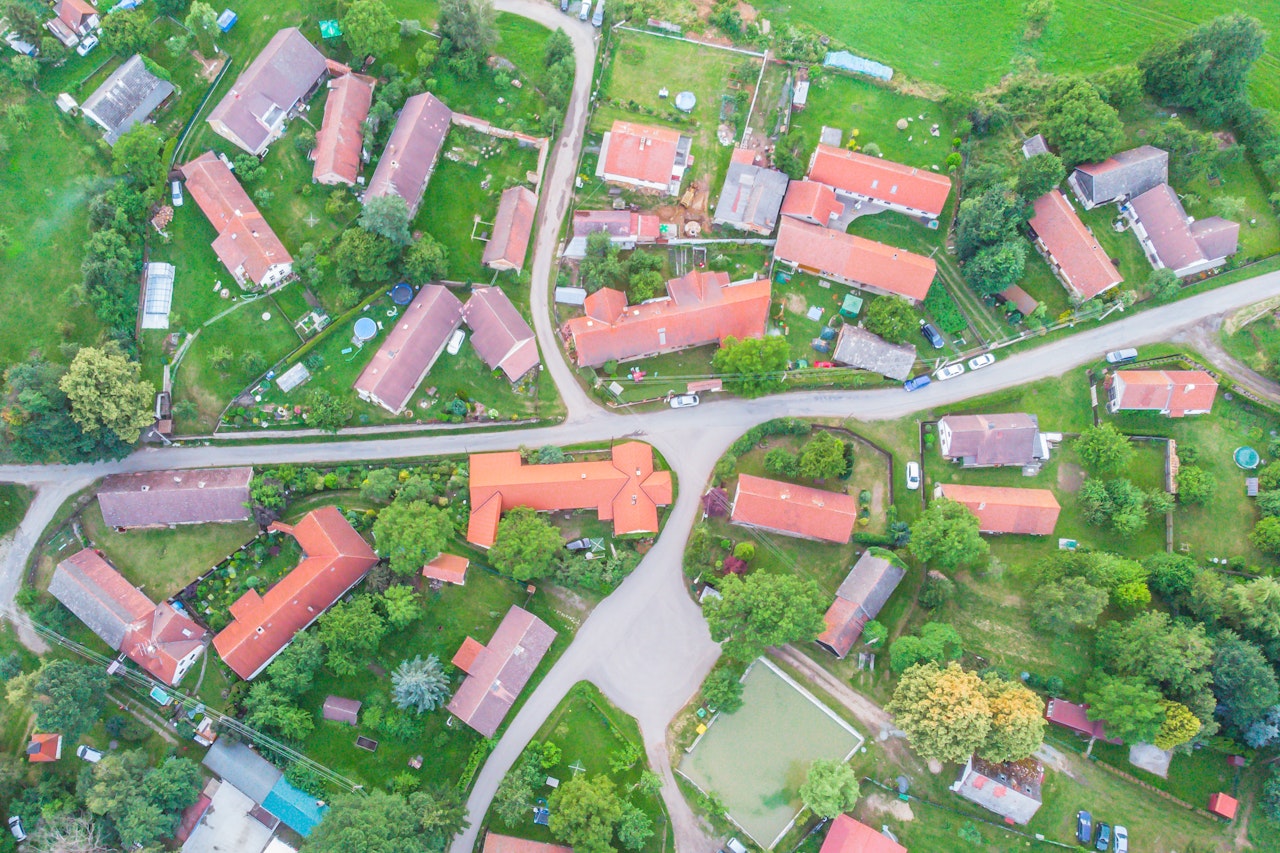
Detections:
3,5,1280,848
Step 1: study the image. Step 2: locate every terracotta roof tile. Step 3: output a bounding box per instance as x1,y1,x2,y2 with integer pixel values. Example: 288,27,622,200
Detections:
1029,190,1122,300
181,152,292,285
423,553,469,585
819,814,907,853
808,144,951,217
312,74,374,185
1044,698,1120,744
483,834,573,853
354,285,464,414
731,474,858,543
775,217,935,301
598,121,689,190
818,551,905,657
27,733,62,763
780,180,842,225
1109,369,1217,417
446,606,556,736
938,484,1060,535
572,209,662,240
482,186,538,271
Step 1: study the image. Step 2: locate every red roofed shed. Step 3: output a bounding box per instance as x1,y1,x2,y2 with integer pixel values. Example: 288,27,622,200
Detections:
1209,792,1238,820
819,814,907,853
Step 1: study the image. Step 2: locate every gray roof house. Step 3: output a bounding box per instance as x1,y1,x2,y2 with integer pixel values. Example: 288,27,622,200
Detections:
81,55,176,145
1068,145,1168,209
1126,184,1240,277
937,413,1048,468
98,467,253,529
831,325,918,381
364,92,453,216
952,756,1044,824
712,152,789,235
816,550,906,658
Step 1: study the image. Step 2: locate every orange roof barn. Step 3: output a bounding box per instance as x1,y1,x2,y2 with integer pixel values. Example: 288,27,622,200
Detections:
1105,369,1217,417
423,553,470,586
596,120,692,194
807,144,952,218
731,474,858,544
819,814,907,853
1029,190,1122,301
775,218,935,302
312,74,374,185
937,484,1060,536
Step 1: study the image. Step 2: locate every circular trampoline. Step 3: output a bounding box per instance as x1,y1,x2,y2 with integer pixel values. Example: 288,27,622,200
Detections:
391,283,414,305
674,91,697,113
1235,446,1260,470
353,317,378,343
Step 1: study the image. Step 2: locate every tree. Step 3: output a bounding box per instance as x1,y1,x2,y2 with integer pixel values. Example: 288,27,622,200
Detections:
578,231,623,292
17,660,107,743
1154,700,1201,749
536,444,567,464
156,0,190,14
3,2,43,42
343,0,400,59
713,335,791,397
1095,611,1214,702
360,193,413,245
404,234,450,281
548,775,623,853
1213,195,1246,221
244,682,317,740
703,572,827,662
1212,634,1279,732
262,631,324,696
1083,675,1165,743
701,664,744,713
184,1,219,54
954,187,1025,260
361,467,401,503
307,791,430,853
1139,13,1266,125
333,226,400,284
392,655,451,713
100,9,151,55
10,54,37,90
617,804,654,851
980,676,1046,762
886,662,991,763
919,571,956,609
1015,152,1065,200
112,124,167,193
764,447,799,478
890,622,963,673
772,130,808,178
1175,465,1215,505
798,432,847,480
1253,516,1280,555
23,813,111,853
1090,64,1145,112
798,760,861,818
410,785,471,852
545,28,573,66
1075,424,1133,476
489,506,563,581
305,387,353,432
438,0,498,74
862,296,915,343
1,353,131,463
58,346,153,446
1030,576,1108,633
318,595,388,675
1079,478,1149,534
373,500,454,575
1041,79,1124,167
84,751,203,847
1152,118,1218,184
629,269,665,302
965,239,1027,296
1146,267,1180,301
909,499,989,572
382,584,422,629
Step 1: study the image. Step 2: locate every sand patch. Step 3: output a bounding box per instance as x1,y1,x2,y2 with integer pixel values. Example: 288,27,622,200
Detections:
1058,462,1085,493
865,793,914,822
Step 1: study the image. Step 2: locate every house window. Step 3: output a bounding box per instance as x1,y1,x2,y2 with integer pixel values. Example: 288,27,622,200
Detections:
658,328,666,346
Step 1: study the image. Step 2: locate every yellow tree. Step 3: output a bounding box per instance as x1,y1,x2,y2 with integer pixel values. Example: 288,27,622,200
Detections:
980,677,1047,763
886,662,991,763
1154,700,1201,750
59,346,154,444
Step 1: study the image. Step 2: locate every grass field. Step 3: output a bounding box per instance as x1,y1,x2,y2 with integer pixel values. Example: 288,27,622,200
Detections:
0,485,32,540
1222,312,1280,378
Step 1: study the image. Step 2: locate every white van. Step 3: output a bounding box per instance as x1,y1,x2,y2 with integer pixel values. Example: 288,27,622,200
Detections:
446,329,466,355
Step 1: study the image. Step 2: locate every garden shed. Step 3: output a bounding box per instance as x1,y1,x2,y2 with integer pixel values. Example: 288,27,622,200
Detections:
322,695,361,725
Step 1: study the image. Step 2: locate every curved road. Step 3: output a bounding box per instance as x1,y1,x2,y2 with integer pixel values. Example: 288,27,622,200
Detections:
4,5,1280,849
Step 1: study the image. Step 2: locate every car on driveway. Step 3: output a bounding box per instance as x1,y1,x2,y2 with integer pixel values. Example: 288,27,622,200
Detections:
1076,811,1092,845
171,181,184,207
934,363,965,381
76,745,103,763
1113,826,1128,853
1106,348,1138,364
905,461,921,490
76,34,98,56
1095,823,1111,851
7,815,25,842
669,393,699,408
566,538,593,551
903,374,931,392
446,329,465,355
968,353,996,370
920,321,944,349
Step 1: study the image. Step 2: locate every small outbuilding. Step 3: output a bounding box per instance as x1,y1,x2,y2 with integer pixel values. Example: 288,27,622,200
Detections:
1209,792,1238,820
322,695,362,725
27,733,63,763
423,553,470,586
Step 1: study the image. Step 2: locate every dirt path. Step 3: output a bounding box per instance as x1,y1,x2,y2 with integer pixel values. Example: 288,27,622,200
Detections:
769,645,895,736
1177,318,1280,406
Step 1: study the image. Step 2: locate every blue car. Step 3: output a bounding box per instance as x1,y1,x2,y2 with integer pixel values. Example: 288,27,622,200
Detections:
1095,823,1112,851
903,375,931,392
920,321,945,349
1076,811,1092,845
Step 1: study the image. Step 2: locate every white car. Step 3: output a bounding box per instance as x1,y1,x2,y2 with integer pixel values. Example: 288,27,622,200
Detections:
1106,348,1138,364
1113,826,1128,853
669,393,699,409
8,815,26,842
75,34,98,56
76,745,103,763
445,329,465,355
905,461,921,490
171,181,183,207
933,363,965,381
967,353,996,370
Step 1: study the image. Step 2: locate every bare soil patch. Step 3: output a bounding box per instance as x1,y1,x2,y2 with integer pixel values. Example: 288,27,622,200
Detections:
864,792,914,821
1058,461,1085,493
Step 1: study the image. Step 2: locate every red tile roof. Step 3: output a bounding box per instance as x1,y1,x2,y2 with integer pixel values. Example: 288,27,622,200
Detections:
1044,699,1120,744
780,180,842,225
564,272,771,367
463,287,539,382
808,144,952,217
599,121,687,189
731,474,858,543
56,0,97,30
98,467,253,528
483,834,573,853
482,186,538,271
312,74,374,185
27,733,62,763
1209,792,1238,820
365,92,452,215
1029,190,1122,300
213,507,378,680
181,151,292,286
466,442,673,547
571,209,662,241
447,606,557,737
122,602,205,685
937,485,1060,536
775,217,936,301
820,814,907,853
423,553,469,585
1109,369,1217,417
353,285,464,414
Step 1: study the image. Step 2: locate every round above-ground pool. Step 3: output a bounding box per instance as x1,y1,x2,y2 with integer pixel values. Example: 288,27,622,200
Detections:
353,317,378,342
1236,446,1260,469
391,282,413,305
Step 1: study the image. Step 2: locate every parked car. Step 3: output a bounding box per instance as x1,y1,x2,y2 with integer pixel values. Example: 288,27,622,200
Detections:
968,353,996,370
171,181,183,207
919,321,945,349
813,361,835,368
565,538,592,551
7,815,25,842
560,0,569,10
903,374,931,392
75,34,98,56
1105,348,1138,364
1095,822,1112,851
934,363,965,381
669,393,699,409
76,745,103,763
578,0,590,19
905,461,921,490
446,329,465,355
1113,826,1128,853
1076,811,1092,845
723,840,748,853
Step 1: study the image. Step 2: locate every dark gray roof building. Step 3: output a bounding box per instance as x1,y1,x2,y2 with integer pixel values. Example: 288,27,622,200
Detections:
98,467,253,529
831,325,917,381
203,740,282,803
1020,134,1049,159
48,548,153,650
938,413,1047,468
817,550,906,658
1068,145,1168,209
322,696,361,725
81,55,176,145
713,155,789,235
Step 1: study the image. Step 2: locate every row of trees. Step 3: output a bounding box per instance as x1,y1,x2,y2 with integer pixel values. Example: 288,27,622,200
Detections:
763,430,850,482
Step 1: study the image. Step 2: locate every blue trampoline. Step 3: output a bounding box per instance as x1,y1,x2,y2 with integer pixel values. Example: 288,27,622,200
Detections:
391,283,413,305
353,317,377,342
1236,446,1260,470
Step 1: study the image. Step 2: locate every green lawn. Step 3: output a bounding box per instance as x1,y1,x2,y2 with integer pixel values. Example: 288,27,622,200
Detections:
0,485,32,540
1222,311,1280,378
1078,204,1160,289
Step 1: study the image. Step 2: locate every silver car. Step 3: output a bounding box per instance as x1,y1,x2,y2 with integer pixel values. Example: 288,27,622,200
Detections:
1113,826,1128,853
669,393,699,409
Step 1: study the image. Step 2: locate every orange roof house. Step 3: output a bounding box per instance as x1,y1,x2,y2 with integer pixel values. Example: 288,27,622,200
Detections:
56,0,99,35
48,548,206,685
466,442,672,548
1105,369,1217,417
807,144,952,219
596,120,693,195
423,553,469,586
780,180,843,227
937,484,1060,536
181,151,293,288
312,74,374,185
483,833,573,853
1209,792,1238,820
819,814,907,853
730,474,858,544
447,606,556,736
1028,190,1122,301
27,733,63,763
213,507,378,680
482,186,538,271
774,217,936,302
564,271,771,367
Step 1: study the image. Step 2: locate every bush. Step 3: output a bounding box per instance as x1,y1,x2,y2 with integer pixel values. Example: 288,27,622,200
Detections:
923,285,967,335
732,542,755,562
919,571,956,609
728,418,812,456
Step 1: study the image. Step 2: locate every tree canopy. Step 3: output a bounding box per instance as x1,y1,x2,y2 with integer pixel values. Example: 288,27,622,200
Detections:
373,499,454,575
9,660,108,743
84,751,203,848
1139,13,1266,125
1014,152,1066,200
1074,423,1133,476
713,336,791,397
1041,79,1125,167
1083,675,1165,743
799,760,861,818
391,654,451,713
909,499,989,572
548,775,624,853
862,296,915,343
798,432,847,480
318,595,388,675
489,506,564,581
307,791,437,853
886,662,992,763
359,193,414,245
438,0,498,76
342,0,401,59
59,346,155,444
703,571,827,661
